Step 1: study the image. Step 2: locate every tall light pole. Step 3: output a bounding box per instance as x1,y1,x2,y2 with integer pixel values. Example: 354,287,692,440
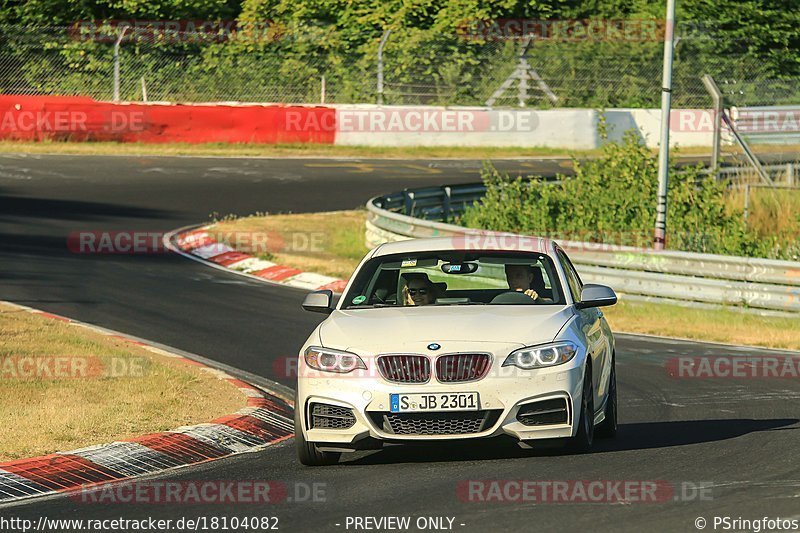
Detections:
653,0,677,251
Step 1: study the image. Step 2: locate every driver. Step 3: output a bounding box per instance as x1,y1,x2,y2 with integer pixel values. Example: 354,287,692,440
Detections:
402,273,440,306
504,264,540,301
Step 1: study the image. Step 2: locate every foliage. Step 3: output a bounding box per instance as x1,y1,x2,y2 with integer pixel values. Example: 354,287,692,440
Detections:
0,0,797,106
460,132,796,259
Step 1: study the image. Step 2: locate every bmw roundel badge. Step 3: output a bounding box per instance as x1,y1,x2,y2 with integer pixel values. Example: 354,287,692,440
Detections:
427,343,441,351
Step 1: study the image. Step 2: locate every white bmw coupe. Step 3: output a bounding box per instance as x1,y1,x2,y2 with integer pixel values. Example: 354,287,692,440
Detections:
295,236,618,465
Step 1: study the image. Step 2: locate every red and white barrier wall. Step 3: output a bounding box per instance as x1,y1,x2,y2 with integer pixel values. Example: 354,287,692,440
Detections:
0,95,721,149
0,96,335,144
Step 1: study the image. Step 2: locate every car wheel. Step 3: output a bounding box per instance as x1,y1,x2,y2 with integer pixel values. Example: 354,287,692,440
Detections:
568,364,595,453
295,394,341,466
596,356,617,439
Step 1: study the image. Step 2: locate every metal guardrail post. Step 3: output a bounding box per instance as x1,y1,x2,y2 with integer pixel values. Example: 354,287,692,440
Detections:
443,187,452,221
701,74,723,173
403,190,414,216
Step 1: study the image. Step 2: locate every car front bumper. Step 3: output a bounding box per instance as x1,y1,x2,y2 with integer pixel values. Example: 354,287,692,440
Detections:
297,358,585,447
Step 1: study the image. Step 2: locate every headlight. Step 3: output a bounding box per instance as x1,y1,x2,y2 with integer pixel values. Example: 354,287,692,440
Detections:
502,341,578,369
304,346,367,373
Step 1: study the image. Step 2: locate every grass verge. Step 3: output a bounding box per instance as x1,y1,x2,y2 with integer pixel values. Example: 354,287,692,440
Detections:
215,210,368,280
0,302,245,461
215,209,800,351
0,140,596,159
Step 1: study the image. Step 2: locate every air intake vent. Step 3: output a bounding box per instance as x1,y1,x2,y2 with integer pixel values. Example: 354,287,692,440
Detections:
310,403,356,430
370,410,502,436
436,353,491,383
516,398,569,426
377,355,430,383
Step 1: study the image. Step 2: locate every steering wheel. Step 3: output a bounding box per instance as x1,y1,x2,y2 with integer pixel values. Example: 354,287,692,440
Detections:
490,291,539,305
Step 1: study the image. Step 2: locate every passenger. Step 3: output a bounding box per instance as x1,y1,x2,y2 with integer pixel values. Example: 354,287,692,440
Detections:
402,273,440,306
504,264,540,301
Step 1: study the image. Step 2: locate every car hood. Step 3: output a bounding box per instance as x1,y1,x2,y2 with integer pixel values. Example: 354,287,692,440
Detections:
319,305,575,353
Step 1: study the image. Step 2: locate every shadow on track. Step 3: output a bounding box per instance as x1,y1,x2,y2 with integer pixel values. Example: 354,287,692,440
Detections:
595,418,800,452
0,195,174,222
340,418,799,466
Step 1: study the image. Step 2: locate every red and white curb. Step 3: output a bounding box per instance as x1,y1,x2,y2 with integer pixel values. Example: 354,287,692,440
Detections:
0,302,294,505
164,224,349,293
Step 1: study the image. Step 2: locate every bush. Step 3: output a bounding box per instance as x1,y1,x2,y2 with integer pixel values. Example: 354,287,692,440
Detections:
460,131,793,259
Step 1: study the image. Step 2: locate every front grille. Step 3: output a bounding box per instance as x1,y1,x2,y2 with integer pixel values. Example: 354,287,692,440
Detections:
516,398,569,426
436,353,491,383
369,410,502,436
310,403,356,430
377,355,430,383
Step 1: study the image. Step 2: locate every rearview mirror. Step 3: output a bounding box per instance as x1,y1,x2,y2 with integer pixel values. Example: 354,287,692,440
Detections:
441,262,479,274
575,284,617,309
302,290,334,314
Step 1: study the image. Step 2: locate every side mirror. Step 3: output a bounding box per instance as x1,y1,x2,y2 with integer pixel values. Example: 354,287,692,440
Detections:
302,290,334,314
575,284,617,309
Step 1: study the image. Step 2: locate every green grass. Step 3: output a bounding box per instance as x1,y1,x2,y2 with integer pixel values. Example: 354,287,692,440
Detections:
604,299,800,351
0,303,245,461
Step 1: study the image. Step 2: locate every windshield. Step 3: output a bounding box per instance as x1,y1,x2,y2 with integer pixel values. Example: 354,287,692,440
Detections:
342,251,565,309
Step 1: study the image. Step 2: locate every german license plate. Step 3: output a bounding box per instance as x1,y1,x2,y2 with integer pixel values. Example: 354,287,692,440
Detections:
390,392,480,413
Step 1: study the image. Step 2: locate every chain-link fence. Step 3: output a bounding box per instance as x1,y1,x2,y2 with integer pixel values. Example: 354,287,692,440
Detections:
1,24,798,109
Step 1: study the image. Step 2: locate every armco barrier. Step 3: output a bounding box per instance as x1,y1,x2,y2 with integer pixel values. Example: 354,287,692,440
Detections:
0,96,335,144
366,186,800,314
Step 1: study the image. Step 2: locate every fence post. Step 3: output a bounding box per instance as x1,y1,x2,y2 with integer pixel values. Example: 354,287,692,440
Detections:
701,74,723,174
743,184,750,224
321,76,326,104
787,163,795,186
113,26,130,102
140,77,148,102
377,29,391,106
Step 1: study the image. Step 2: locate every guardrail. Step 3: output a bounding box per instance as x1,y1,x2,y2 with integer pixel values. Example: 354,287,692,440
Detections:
732,106,800,145
366,185,800,315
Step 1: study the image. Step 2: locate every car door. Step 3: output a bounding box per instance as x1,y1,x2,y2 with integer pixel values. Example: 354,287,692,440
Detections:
556,248,609,411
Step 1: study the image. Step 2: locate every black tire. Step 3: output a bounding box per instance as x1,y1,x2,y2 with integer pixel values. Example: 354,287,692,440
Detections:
295,394,341,466
568,364,595,453
596,356,618,439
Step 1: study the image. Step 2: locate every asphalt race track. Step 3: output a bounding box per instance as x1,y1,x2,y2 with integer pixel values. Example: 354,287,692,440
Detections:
1,153,799,532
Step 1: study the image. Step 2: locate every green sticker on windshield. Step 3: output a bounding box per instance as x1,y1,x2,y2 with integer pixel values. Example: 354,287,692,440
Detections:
352,295,367,305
